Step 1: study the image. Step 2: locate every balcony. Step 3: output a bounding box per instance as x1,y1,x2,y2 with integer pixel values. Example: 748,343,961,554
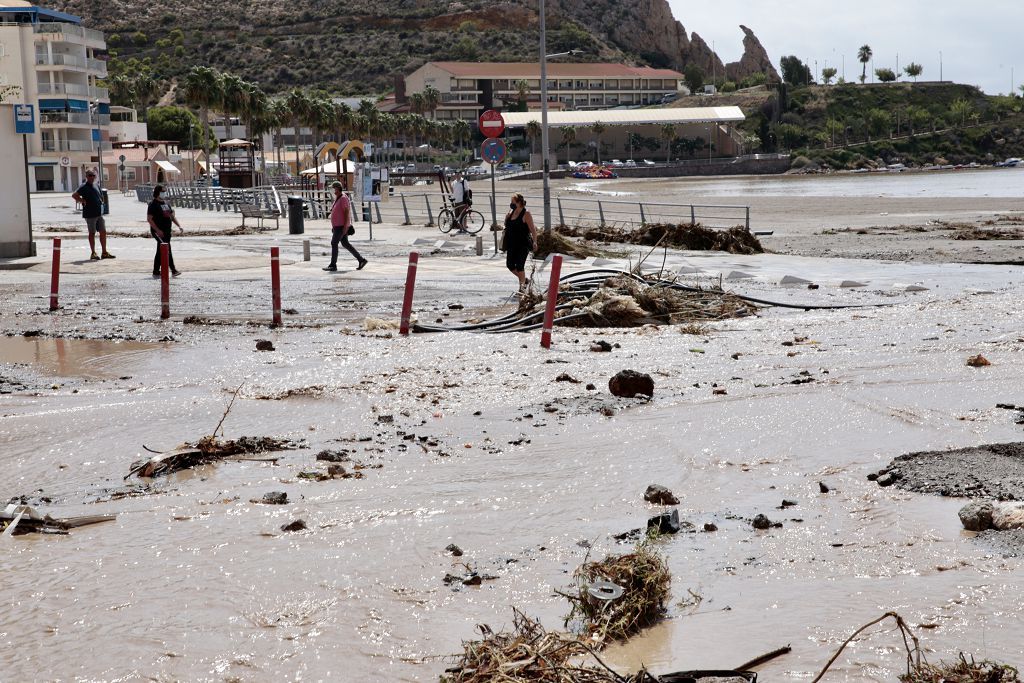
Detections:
40,111,110,125
34,23,105,44
36,53,85,68
37,82,109,100
41,140,113,152
87,58,108,75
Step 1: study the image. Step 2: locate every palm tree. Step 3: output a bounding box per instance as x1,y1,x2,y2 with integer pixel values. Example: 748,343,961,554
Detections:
284,88,311,176
660,123,676,163
453,118,471,166
560,126,577,166
589,121,606,163
904,62,923,83
422,85,441,119
239,81,266,186
858,45,873,84
107,74,135,108
525,119,542,159
409,92,426,117
950,98,973,127
219,73,247,140
266,97,288,172
182,66,221,185
514,79,530,108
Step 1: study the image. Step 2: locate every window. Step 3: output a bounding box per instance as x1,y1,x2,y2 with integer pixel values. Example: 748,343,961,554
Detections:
123,167,136,181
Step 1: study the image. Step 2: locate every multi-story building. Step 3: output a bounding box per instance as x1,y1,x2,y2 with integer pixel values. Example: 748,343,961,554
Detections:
398,62,685,121
0,0,109,192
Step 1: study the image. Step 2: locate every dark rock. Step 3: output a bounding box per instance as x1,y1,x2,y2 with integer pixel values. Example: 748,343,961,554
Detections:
255,339,275,351
260,491,288,505
867,472,880,481
780,499,798,508
445,543,464,557
819,481,830,493
959,501,995,531
609,370,654,398
442,573,461,585
703,522,718,532
752,514,772,530
315,449,350,462
555,373,580,383
613,528,644,541
22,330,42,337
877,473,896,487
376,414,394,424
586,383,596,390
644,484,680,505
647,509,681,534
327,464,347,477
448,303,464,310
280,519,307,532
590,340,613,352
996,403,1016,410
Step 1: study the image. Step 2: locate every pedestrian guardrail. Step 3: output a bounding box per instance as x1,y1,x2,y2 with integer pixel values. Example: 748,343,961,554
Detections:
137,184,751,231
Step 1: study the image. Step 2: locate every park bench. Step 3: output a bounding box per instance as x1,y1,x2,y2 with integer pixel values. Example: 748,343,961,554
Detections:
239,203,280,230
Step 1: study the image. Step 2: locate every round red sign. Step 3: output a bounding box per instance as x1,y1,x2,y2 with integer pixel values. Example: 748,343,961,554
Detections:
478,110,505,139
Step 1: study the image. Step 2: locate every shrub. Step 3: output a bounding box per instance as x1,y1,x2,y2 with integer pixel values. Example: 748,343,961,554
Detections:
720,81,737,93
790,155,812,168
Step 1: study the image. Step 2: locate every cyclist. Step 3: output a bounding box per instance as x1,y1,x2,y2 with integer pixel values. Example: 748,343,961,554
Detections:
450,171,472,232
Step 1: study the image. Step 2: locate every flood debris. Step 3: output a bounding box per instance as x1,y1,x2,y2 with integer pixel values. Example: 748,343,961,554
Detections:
555,223,764,255
564,542,671,645
879,442,1024,501
441,609,642,683
812,611,1022,683
966,354,991,367
445,544,464,557
1,503,115,536
609,370,654,398
126,436,294,478
590,340,613,352
254,491,288,505
280,519,307,532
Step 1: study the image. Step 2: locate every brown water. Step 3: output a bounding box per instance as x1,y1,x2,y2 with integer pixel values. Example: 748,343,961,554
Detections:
0,337,165,379
2,274,1024,681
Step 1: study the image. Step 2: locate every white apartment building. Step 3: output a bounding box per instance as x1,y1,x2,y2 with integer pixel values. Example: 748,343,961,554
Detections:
401,62,685,121
0,0,109,192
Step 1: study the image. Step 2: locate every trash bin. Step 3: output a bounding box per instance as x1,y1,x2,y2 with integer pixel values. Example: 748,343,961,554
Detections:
287,196,304,235
100,189,109,215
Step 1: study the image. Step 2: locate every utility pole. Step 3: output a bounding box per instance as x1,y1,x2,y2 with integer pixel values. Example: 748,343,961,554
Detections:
540,0,551,233
940,51,943,82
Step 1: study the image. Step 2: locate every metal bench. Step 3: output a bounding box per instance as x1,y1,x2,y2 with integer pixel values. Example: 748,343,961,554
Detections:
239,203,280,230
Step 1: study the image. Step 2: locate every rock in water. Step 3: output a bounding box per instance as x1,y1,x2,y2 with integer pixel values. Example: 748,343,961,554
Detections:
255,339,275,351
647,509,681,534
609,370,654,398
280,519,307,532
261,491,288,505
752,514,772,530
992,502,1024,530
444,544,464,557
644,484,680,505
959,501,995,531
819,481,831,494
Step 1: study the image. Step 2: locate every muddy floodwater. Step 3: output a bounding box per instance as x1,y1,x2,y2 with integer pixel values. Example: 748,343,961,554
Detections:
3,184,1024,681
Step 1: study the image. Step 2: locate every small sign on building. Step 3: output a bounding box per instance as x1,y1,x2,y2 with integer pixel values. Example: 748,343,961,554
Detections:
14,104,35,135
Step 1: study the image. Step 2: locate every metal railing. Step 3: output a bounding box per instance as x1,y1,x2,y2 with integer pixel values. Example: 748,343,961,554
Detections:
134,185,750,231
41,139,112,152
40,111,109,125
34,23,105,43
135,183,284,218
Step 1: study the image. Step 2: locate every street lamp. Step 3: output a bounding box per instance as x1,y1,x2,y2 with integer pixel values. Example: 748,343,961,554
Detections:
539,0,583,233
189,123,195,183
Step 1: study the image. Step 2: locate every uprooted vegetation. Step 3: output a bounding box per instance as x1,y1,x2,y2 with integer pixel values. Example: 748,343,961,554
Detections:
900,656,1021,683
126,435,299,478
515,274,756,328
441,609,648,683
563,542,671,645
550,223,764,256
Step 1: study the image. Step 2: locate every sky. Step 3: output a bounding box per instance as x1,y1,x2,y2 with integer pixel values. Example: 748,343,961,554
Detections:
665,0,1023,95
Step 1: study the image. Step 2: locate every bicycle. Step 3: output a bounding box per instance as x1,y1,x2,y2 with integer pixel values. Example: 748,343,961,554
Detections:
438,204,485,235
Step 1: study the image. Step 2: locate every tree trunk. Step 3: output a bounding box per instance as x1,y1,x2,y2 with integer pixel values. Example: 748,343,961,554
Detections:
201,105,211,187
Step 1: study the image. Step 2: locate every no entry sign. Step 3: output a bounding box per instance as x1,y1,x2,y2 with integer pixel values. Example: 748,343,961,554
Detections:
481,138,507,165
478,109,505,138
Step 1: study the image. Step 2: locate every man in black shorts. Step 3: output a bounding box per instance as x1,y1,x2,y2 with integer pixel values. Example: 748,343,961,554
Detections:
71,169,114,260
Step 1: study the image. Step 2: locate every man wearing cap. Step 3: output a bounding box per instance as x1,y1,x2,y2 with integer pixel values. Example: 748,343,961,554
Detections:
71,169,114,260
323,180,367,272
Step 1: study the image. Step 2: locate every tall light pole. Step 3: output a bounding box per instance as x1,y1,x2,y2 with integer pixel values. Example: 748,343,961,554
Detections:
538,0,581,233
940,51,943,82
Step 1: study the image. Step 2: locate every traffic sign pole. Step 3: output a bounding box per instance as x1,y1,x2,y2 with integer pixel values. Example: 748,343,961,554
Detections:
491,162,498,252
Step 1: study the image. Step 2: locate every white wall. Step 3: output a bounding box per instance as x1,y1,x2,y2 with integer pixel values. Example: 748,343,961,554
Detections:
0,103,35,258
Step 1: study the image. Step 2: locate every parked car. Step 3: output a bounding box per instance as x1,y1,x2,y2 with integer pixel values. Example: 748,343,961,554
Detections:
624,159,637,167
609,159,624,167
642,159,656,166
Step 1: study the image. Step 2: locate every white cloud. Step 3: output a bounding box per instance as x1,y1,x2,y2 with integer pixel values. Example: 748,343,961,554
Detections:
665,0,1023,94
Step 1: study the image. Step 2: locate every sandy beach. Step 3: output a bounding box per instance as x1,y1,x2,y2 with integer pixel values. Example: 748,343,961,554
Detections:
3,176,1024,681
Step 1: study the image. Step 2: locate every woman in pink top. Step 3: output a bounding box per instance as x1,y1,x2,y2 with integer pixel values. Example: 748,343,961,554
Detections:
324,181,368,272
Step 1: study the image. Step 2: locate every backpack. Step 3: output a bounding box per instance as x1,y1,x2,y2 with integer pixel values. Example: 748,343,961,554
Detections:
465,187,473,203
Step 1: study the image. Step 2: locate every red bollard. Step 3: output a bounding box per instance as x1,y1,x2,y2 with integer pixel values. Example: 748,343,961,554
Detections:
270,246,282,326
399,252,419,336
49,238,61,311
160,243,170,319
540,254,563,349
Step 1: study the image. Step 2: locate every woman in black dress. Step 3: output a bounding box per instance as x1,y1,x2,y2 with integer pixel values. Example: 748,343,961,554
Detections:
504,193,538,291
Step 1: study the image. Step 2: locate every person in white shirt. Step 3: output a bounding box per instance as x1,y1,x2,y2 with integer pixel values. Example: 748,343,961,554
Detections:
451,172,471,232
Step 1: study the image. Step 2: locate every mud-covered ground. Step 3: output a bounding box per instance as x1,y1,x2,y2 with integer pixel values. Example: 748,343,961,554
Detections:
4,187,1024,680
